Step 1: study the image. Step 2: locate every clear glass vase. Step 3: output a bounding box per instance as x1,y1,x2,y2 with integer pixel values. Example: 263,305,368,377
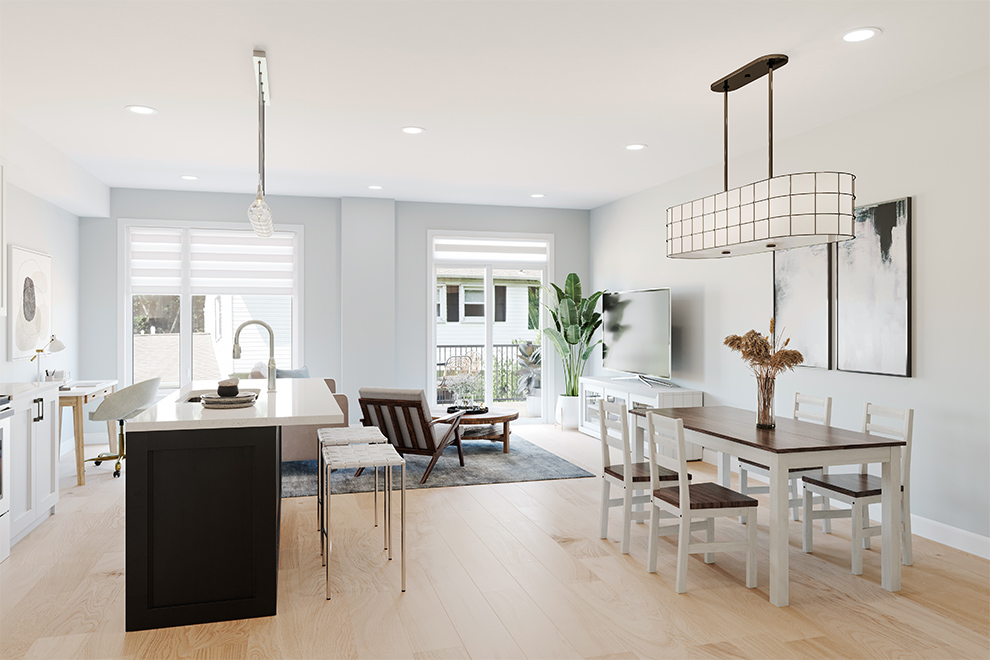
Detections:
756,374,775,429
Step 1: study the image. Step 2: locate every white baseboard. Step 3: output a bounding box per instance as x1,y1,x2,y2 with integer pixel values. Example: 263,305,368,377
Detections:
909,514,990,559
700,450,990,559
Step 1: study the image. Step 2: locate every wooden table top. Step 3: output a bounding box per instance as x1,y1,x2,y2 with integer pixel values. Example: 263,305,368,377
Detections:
431,406,520,424
634,406,906,454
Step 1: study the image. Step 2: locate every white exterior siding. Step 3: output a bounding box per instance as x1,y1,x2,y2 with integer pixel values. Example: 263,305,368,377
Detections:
436,283,539,346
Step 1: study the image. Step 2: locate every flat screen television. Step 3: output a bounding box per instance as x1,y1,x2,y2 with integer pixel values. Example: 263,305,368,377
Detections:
602,287,671,382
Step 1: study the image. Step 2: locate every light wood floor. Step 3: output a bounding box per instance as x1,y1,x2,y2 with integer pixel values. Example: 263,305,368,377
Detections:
2,425,988,659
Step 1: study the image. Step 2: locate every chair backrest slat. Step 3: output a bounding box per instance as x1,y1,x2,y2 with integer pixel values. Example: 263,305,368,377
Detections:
793,392,832,427
859,402,914,486
359,389,437,452
646,412,690,515
598,399,631,479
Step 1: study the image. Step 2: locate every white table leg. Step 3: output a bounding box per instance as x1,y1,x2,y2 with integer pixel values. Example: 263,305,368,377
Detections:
768,458,790,607
718,451,731,488
881,447,902,591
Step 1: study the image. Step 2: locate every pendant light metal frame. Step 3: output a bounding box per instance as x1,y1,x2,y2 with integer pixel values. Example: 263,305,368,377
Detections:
248,49,274,238
667,54,855,259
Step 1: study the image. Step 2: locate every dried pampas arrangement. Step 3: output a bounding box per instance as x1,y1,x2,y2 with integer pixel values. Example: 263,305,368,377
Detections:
725,319,804,429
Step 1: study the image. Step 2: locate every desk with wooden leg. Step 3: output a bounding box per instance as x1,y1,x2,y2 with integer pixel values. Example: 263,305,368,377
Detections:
58,380,117,486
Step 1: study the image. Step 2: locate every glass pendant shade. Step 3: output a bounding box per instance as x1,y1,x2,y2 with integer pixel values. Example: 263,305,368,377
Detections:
248,184,274,238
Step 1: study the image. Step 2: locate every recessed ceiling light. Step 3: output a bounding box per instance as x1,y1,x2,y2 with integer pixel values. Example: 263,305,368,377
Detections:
531,193,545,198
842,27,881,42
126,104,158,115
626,143,647,151
368,185,383,190
401,126,425,134
180,175,198,181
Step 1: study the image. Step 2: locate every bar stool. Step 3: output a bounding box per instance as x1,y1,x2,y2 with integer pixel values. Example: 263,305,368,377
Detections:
317,426,387,549
322,442,406,600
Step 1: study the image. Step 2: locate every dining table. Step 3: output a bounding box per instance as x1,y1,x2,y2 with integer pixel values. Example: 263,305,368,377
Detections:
628,405,906,607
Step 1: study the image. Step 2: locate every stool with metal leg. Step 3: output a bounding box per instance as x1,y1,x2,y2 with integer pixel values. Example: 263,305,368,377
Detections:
322,442,406,600
86,378,161,478
317,426,387,559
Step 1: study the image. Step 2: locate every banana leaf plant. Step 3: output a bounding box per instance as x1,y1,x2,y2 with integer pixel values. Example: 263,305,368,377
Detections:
543,273,604,396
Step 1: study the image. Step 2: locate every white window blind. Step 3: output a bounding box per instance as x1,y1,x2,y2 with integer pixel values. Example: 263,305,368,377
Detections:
128,227,183,293
189,229,295,295
433,237,549,264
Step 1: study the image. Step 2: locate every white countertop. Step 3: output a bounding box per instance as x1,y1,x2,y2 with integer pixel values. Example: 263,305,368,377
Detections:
127,378,345,432
0,381,62,401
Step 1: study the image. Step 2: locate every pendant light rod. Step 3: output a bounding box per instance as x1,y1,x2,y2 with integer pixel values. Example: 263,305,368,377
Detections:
712,54,787,191
723,83,729,192
768,64,774,179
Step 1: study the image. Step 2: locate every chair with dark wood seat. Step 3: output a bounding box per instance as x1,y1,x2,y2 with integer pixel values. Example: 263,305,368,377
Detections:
358,387,465,484
598,399,685,554
802,403,914,575
646,412,758,593
738,392,832,527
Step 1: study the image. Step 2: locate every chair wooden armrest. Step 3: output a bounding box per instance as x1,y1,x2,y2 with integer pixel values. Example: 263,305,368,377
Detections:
430,410,465,428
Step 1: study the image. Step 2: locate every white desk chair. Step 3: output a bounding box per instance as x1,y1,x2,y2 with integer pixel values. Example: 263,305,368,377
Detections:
87,378,161,478
322,442,406,600
646,412,758,594
802,403,914,575
739,392,833,529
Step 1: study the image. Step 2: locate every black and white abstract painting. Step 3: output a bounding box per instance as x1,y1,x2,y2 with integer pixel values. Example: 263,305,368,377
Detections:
774,244,830,369
836,198,912,376
8,245,53,361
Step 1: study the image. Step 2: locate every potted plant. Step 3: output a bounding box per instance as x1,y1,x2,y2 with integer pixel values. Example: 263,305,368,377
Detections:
515,340,542,416
543,273,604,429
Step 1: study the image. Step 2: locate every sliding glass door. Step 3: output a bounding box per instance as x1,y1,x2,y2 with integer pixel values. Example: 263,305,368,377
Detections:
430,234,551,420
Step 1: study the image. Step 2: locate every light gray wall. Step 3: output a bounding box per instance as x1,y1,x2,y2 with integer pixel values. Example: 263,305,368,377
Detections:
78,188,342,393
0,184,80,450
394,201,590,403
590,67,990,539
340,197,397,415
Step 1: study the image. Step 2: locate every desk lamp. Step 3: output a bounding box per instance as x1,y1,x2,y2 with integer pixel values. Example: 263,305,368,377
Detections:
30,334,66,383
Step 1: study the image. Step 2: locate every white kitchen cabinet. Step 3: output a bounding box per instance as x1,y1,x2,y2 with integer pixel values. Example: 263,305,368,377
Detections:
6,383,60,543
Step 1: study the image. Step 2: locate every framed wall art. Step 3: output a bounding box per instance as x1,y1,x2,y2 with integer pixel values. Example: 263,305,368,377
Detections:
836,197,912,376
773,243,831,369
8,245,53,361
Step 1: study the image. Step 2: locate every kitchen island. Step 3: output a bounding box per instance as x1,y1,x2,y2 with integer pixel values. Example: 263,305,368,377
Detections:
124,378,344,631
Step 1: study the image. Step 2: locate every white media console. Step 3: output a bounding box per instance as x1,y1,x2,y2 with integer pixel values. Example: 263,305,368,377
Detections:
577,376,705,460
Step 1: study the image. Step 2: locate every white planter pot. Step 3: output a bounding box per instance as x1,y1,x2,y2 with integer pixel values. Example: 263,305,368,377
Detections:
526,391,542,417
554,395,580,429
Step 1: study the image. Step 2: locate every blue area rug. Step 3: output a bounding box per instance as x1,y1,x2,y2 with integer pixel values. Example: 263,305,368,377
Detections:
281,435,592,497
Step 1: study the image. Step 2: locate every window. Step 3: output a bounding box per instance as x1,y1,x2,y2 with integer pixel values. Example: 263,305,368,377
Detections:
463,286,484,319
446,285,459,322
436,285,446,322
494,285,507,322
125,224,301,387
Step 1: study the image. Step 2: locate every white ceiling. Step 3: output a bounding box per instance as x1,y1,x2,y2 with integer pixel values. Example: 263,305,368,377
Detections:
1,1,987,211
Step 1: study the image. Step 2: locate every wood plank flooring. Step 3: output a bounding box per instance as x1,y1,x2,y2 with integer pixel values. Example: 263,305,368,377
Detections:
1,425,987,659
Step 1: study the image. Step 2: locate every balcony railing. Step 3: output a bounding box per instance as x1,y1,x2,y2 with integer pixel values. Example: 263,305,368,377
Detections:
436,344,524,403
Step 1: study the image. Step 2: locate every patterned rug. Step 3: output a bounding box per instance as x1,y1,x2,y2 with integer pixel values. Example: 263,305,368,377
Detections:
281,435,593,496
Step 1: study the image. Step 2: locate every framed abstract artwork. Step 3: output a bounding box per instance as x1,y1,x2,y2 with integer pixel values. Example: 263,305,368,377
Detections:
774,243,831,369
836,197,912,376
8,245,53,361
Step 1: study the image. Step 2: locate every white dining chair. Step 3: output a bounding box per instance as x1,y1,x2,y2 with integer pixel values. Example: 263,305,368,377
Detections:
598,399,653,554
646,412,758,593
802,403,914,575
738,392,833,529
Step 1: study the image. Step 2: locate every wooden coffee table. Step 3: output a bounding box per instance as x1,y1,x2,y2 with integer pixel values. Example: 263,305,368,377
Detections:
431,406,519,453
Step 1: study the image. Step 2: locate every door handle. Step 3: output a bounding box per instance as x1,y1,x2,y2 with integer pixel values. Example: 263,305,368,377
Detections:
33,397,44,422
